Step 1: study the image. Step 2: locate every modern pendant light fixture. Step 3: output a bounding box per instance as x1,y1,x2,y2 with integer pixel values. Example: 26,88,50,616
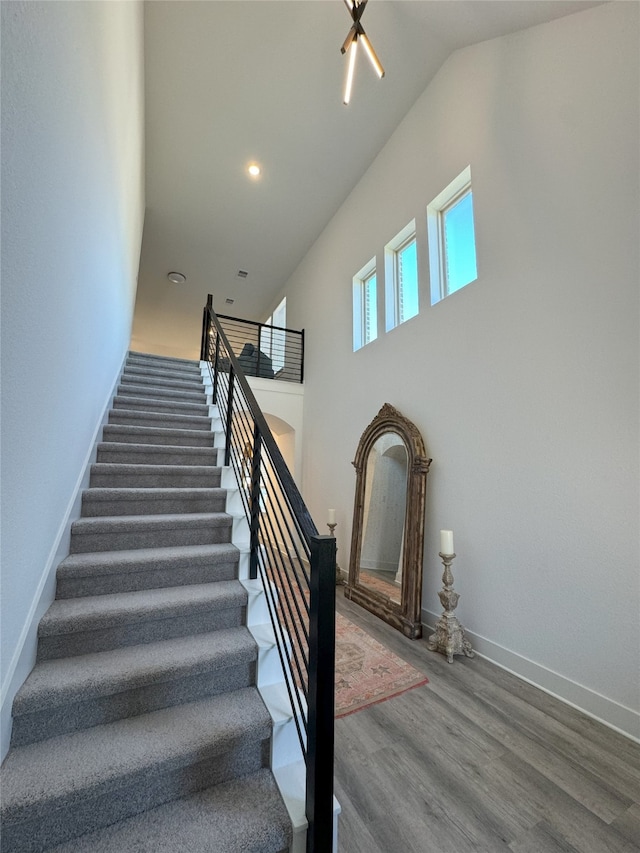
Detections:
341,0,384,105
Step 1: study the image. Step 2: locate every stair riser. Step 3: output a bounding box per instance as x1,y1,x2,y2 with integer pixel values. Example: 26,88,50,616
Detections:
89,469,221,489
81,493,227,517
113,397,209,417
11,661,257,747
96,445,218,466
102,426,215,448
109,411,212,431
69,521,232,554
57,558,238,598
37,605,247,660
1,738,270,853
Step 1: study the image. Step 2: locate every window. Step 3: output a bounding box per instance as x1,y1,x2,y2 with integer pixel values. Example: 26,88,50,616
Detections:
261,297,286,374
427,166,478,304
384,220,419,332
353,258,378,351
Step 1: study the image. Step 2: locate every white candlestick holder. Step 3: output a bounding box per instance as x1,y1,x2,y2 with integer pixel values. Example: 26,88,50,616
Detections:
427,552,475,663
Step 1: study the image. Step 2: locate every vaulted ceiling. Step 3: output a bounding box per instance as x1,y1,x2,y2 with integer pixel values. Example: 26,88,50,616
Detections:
135,0,602,345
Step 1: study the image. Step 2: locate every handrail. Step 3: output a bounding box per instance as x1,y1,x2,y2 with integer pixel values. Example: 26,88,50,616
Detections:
200,296,336,853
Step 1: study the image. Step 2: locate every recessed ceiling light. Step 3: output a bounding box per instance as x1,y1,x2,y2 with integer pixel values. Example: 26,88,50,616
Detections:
167,271,186,284
247,163,261,178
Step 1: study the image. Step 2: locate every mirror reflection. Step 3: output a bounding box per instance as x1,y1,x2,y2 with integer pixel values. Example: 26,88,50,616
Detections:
360,434,407,604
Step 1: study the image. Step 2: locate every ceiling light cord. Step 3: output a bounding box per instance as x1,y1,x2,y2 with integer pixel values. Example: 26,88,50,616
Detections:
341,0,384,104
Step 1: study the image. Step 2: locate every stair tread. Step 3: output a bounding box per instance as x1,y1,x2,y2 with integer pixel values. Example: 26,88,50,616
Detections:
58,543,238,578
109,408,211,425
45,768,290,853
90,461,220,478
39,580,247,635
14,627,257,713
1,688,270,818
119,377,205,393
83,487,226,499
103,423,215,439
96,441,217,457
71,512,230,532
113,395,209,411
128,351,201,365
123,370,203,383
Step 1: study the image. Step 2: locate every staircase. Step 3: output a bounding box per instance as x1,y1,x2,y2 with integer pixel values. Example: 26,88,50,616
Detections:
1,352,293,853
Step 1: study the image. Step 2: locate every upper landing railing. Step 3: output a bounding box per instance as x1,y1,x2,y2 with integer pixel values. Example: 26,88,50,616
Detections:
209,312,305,384
200,296,336,853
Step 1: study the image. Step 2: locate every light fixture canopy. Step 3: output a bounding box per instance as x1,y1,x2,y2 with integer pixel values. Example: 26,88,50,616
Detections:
341,0,385,105
167,271,186,284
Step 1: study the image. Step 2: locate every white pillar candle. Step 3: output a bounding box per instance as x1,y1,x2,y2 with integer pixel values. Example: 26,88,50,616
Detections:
440,529,454,554
328,508,336,525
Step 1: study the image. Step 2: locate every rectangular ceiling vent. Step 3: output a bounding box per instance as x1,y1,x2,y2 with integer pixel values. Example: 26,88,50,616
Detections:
225,298,235,305
237,270,248,279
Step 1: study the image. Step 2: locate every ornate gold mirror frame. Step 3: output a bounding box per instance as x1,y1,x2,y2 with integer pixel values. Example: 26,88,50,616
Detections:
345,404,431,639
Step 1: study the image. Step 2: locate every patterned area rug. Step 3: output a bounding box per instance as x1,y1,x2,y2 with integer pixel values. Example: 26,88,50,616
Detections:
335,613,428,717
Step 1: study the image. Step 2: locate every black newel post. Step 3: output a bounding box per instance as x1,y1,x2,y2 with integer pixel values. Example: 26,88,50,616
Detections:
200,306,208,362
306,534,336,853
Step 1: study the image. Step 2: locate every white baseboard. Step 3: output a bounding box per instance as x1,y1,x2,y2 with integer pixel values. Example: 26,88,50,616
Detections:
0,353,127,762
422,609,640,744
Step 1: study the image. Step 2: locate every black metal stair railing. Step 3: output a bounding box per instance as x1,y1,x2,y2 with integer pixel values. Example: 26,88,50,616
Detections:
200,296,336,853
212,312,305,383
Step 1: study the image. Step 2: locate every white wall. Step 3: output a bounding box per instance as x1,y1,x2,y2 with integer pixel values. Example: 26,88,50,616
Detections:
0,0,145,756
285,3,639,739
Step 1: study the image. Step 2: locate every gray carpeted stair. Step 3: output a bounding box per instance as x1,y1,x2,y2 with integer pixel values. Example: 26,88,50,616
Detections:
1,351,292,853
102,423,216,447
56,543,239,597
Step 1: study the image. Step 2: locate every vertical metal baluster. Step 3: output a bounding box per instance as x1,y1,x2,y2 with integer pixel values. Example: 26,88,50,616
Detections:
249,423,262,581
224,367,235,467
212,333,220,405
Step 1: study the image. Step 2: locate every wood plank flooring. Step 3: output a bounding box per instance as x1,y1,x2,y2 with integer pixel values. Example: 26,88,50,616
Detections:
334,594,640,853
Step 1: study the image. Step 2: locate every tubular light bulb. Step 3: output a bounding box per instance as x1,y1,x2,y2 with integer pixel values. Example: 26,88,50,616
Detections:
343,37,358,105
360,33,384,79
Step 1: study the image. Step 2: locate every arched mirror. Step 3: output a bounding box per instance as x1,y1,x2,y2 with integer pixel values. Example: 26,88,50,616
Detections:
345,404,431,638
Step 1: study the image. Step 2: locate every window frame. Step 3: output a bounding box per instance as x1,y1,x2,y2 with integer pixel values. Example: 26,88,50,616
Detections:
427,165,478,305
352,257,378,351
384,220,419,332
260,297,287,373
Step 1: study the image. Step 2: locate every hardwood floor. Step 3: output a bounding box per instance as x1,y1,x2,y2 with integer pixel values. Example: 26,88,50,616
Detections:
334,594,640,853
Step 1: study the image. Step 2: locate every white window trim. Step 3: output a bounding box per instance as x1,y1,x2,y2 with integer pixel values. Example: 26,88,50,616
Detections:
427,165,476,305
352,257,378,351
384,219,418,332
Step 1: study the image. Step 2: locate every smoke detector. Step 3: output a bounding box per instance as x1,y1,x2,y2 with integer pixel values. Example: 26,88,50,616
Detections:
167,271,186,284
